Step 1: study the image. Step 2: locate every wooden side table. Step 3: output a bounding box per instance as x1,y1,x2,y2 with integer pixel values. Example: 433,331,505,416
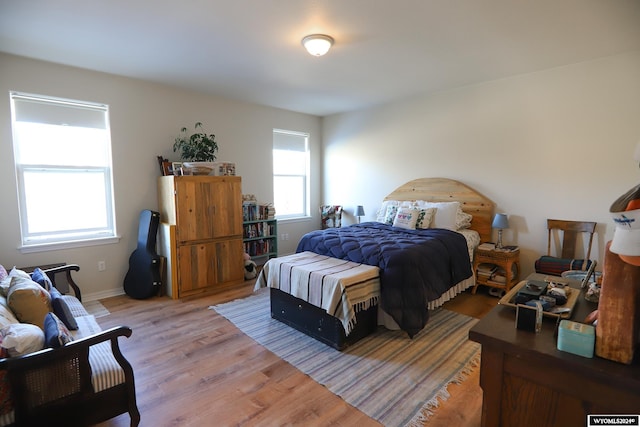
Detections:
472,247,520,294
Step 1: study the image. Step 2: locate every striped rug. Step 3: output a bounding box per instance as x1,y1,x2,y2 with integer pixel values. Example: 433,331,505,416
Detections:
211,289,481,426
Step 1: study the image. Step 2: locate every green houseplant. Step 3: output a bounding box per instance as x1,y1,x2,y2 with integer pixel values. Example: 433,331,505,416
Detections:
173,122,219,162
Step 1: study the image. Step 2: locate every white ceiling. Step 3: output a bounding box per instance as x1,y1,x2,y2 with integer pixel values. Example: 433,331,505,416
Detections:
1,0,640,117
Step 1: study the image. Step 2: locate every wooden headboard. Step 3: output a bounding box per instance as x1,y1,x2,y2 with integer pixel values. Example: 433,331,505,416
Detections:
384,177,495,242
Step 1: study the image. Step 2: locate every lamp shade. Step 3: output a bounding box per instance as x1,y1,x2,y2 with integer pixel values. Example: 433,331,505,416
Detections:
302,34,334,56
492,213,509,229
355,205,365,217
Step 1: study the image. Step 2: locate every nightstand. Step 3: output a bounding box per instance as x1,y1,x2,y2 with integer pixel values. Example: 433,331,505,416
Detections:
472,247,520,294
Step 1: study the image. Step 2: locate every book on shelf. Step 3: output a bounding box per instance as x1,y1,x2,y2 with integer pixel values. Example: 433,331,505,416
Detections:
242,200,276,221
478,242,496,251
478,242,519,252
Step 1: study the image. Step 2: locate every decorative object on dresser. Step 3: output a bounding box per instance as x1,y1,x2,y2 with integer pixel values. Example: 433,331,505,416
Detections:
595,183,640,363
173,122,218,162
157,176,245,299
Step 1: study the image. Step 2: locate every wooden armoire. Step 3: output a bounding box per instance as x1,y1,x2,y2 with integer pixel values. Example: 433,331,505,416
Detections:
157,175,244,298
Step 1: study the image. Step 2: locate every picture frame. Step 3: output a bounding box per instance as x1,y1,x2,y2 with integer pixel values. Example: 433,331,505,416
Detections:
172,162,183,176
161,160,172,176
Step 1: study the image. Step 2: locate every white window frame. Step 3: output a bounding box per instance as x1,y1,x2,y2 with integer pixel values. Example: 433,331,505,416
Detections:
273,129,310,220
10,91,119,253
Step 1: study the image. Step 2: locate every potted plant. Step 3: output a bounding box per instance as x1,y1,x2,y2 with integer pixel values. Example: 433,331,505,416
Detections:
173,121,218,162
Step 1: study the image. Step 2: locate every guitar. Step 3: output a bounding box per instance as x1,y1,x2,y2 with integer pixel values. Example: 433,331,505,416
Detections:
124,209,162,299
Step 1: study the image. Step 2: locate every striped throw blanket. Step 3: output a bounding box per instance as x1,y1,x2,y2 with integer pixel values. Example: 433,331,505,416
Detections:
255,252,380,335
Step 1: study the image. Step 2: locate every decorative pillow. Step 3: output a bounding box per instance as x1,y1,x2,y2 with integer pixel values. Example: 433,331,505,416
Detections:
383,204,399,225
0,323,45,357
416,207,436,229
376,200,415,223
43,312,73,348
30,267,52,291
0,265,6,283
375,200,398,222
49,287,78,330
392,207,421,230
0,268,30,297
455,206,473,230
419,201,460,230
7,276,52,330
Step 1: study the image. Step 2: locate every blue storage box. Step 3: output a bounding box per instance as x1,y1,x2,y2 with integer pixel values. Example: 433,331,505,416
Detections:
557,320,595,358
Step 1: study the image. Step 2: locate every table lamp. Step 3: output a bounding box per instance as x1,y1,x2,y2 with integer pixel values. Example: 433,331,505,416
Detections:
355,205,365,223
492,213,509,249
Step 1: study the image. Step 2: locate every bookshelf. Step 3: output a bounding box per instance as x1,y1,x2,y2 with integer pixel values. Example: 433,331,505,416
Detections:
242,202,277,263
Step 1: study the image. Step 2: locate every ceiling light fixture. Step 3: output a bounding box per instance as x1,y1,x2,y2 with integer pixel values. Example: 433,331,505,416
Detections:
301,34,334,57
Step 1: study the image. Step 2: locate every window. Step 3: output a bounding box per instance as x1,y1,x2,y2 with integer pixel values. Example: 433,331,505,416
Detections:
10,91,118,251
273,129,310,219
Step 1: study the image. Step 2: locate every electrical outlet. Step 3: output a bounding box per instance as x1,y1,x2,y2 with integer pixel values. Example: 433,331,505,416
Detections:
98,261,106,271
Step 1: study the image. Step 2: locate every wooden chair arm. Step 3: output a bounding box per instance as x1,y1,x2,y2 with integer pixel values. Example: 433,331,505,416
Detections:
42,263,83,302
0,325,132,370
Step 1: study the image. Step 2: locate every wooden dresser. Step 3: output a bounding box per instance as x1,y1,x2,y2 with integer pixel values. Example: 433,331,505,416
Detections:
157,175,244,298
469,277,640,427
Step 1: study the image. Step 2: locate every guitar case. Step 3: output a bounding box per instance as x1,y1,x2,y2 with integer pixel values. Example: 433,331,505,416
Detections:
124,209,162,299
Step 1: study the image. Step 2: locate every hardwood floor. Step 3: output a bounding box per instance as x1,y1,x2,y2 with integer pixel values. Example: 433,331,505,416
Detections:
95,281,498,427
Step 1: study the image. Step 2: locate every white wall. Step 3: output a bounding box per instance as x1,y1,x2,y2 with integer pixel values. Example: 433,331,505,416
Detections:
0,53,321,299
323,50,640,278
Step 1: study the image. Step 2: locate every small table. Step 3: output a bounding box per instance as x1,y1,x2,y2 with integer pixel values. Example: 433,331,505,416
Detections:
472,247,520,294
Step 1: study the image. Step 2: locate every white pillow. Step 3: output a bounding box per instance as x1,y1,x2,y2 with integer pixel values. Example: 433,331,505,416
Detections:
0,267,31,297
416,207,436,229
418,201,460,230
383,205,399,225
456,206,473,230
1,323,45,357
376,200,398,223
376,200,415,223
0,297,19,329
393,207,421,230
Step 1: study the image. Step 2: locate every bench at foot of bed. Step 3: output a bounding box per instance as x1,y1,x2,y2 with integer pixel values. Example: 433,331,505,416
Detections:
255,252,381,350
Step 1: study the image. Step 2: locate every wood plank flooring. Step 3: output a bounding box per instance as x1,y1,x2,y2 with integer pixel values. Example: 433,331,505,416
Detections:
95,281,498,427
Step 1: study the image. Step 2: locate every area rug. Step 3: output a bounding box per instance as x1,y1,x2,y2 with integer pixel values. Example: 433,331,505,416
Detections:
83,300,110,318
211,289,480,427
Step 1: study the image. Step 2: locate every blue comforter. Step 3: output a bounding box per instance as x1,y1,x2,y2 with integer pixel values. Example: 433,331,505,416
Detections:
296,222,472,337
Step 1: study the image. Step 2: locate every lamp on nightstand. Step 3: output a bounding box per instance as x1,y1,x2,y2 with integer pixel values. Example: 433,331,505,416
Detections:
355,205,365,223
492,213,509,249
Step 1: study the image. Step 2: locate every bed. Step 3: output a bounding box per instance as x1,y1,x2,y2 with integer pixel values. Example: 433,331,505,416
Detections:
268,178,495,344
